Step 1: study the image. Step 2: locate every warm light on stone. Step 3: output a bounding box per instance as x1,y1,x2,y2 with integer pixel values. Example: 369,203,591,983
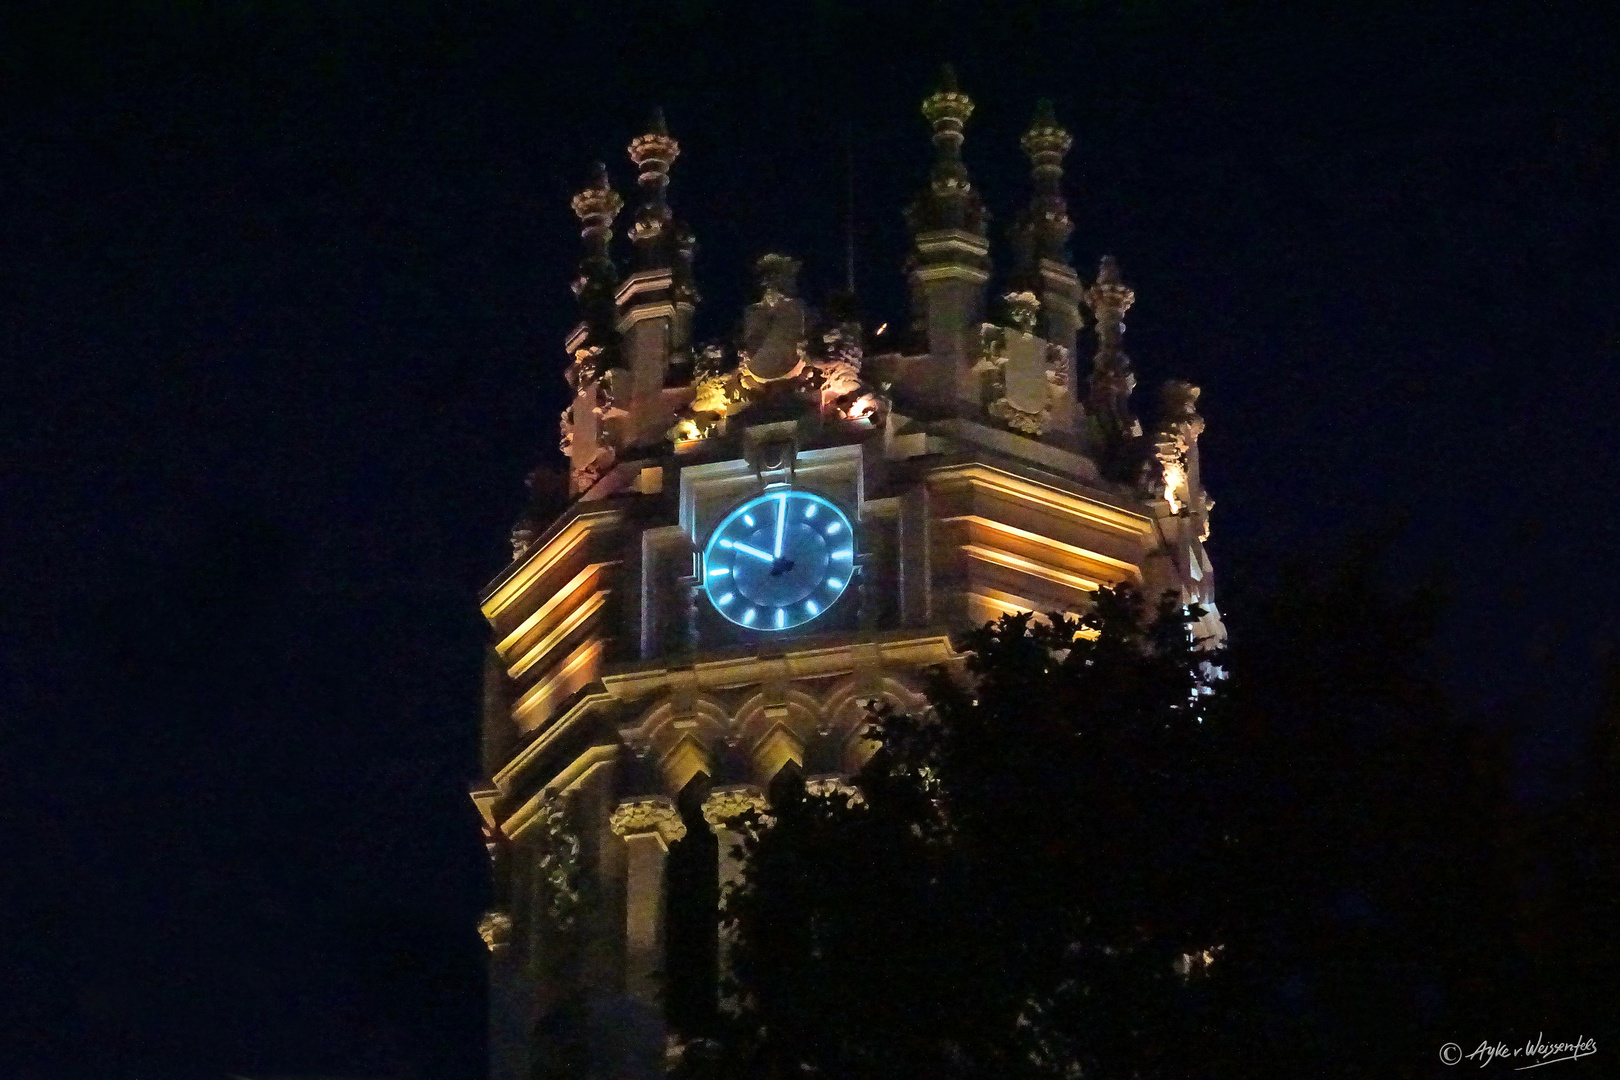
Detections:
474,78,1224,1080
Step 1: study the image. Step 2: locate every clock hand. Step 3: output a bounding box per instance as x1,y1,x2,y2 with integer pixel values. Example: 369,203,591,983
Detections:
774,493,787,557
730,542,776,563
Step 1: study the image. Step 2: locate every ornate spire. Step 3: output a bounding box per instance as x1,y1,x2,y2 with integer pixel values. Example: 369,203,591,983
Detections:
569,161,621,330
1015,99,1074,267
627,107,681,270
1085,255,1140,436
906,64,987,236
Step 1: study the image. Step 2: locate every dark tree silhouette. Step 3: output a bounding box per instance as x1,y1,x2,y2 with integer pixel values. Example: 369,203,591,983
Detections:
678,547,1579,1079
684,589,1236,1080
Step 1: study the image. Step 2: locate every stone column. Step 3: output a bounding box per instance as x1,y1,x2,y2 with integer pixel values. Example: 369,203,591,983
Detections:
608,797,687,1006
702,785,769,1006
479,910,531,1080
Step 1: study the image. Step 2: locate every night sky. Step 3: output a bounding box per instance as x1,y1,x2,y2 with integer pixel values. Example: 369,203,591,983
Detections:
3,2,1616,1077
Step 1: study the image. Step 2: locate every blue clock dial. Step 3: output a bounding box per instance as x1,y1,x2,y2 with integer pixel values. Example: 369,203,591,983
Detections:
703,490,854,630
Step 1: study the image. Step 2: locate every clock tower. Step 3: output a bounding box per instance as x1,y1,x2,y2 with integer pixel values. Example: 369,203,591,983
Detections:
474,73,1222,1080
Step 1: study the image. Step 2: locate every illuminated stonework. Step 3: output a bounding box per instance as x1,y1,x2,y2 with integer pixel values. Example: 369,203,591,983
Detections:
476,73,1224,1080
974,293,1071,436
700,785,769,830
609,796,687,844
477,910,513,953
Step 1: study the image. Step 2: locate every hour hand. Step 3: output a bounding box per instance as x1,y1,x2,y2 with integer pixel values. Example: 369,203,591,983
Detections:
729,541,776,563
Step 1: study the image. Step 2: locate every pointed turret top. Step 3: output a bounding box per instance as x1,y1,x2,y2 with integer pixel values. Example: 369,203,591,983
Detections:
908,64,987,236
570,161,621,225
629,108,680,170
628,108,684,271
1013,98,1075,269
921,63,975,130
569,160,621,322
1022,99,1072,158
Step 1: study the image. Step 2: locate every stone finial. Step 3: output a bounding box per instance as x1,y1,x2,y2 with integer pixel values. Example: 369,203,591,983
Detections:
755,253,802,300
570,161,622,228
609,796,687,844
1085,255,1139,434
921,64,975,196
922,63,974,131
908,64,987,235
1004,290,1041,333
570,162,622,303
629,107,679,171
1017,99,1074,263
1022,98,1069,155
628,108,681,252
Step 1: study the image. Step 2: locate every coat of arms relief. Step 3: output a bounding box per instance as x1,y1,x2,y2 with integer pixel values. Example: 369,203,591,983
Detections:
973,292,1069,436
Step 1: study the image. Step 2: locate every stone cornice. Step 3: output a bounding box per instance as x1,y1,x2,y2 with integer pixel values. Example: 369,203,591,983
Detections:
481,507,626,618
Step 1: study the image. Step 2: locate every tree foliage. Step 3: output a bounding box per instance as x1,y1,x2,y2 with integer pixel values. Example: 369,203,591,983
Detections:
683,590,1234,1080
679,551,1606,1079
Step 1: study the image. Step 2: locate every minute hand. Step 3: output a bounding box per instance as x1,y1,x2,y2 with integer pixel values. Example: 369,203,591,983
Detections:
730,542,776,563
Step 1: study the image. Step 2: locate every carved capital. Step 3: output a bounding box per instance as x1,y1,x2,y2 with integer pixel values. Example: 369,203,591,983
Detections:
477,910,513,953
701,785,769,831
609,797,687,844
806,775,865,805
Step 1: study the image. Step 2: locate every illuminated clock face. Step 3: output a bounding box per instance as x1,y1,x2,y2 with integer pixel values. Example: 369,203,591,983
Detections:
703,489,854,631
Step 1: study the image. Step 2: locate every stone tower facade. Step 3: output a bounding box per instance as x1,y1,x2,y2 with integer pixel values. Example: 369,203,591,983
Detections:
475,73,1222,1080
